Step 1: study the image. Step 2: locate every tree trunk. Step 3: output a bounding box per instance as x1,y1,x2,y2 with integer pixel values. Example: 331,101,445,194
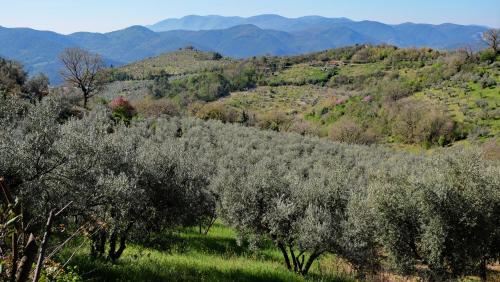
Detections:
289,245,298,272
15,234,37,282
479,258,487,282
277,241,291,270
32,210,54,282
98,229,106,256
108,229,117,261
302,252,321,276
83,94,88,109
91,227,107,257
116,223,133,260
10,233,18,282
203,216,217,235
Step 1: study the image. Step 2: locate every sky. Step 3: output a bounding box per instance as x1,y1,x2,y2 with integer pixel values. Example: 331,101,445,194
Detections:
0,0,498,34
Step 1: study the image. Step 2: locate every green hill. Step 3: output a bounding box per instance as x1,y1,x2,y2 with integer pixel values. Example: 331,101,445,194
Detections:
115,48,234,80
101,45,499,149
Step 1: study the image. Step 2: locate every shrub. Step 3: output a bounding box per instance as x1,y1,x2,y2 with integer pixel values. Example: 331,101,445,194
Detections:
189,72,231,102
109,96,136,123
195,102,242,123
380,80,418,101
479,49,497,63
330,117,377,145
390,99,455,146
0,57,28,96
257,111,292,132
289,120,318,136
479,75,497,89
149,74,171,99
133,98,180,117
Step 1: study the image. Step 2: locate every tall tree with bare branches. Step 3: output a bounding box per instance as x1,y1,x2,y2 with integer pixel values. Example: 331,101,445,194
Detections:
59,48,105,108
482,28,499,54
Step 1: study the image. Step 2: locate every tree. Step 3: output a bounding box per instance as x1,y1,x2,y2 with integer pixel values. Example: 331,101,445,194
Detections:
59,48,105,108
23,73,49,102
482,29,499,54
371,148,500,280
330,117,376,145
0,57,27,97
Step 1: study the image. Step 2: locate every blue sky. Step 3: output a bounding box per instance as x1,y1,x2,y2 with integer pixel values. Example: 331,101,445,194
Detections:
1,0,498,34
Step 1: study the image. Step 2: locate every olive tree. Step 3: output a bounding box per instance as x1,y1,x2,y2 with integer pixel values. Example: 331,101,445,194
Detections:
371,148,500,280
23,73,49,103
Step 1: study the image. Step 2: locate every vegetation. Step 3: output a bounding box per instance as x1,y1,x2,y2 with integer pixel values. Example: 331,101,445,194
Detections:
101,44,499,149
56,222,354,282
1,92,499,281
60,48,106,108
0,44,499,281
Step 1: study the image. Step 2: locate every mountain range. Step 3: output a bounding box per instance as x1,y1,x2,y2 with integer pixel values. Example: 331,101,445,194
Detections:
0,15,489,83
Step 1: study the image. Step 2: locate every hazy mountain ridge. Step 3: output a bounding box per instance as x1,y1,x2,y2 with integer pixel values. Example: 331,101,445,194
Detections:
0,15,488,83
147,14,354,32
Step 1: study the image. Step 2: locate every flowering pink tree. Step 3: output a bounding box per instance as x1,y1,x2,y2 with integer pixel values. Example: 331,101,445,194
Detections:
109,96,136,123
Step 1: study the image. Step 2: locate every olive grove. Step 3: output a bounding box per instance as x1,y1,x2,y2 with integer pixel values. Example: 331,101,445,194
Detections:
0,93,499,281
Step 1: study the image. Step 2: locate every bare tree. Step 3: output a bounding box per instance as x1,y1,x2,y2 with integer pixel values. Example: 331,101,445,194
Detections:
482,28,499,53
59,48,105,108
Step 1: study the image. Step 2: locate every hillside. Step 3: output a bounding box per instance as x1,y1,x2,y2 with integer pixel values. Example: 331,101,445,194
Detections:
2,42,500,282
116,48,234,79
103,45,499,149
0,16,489,83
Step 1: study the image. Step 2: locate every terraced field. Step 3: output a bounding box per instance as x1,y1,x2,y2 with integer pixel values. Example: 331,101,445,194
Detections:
117,49,235,79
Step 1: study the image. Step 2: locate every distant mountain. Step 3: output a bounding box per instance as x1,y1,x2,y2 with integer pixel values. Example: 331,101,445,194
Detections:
0,15,488,83
147,14,353,32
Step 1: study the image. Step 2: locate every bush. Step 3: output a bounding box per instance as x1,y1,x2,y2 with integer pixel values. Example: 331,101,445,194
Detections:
0,57,28,96
109,96,136,123
479,75,497,89
329,118,377,145
479,49,498,63
133,98,180,117
380,80,419,101
224,64,258,91
390,99,455,146
195,102,243,123
149,74,171,99
189,72,231,102
257,111,292,132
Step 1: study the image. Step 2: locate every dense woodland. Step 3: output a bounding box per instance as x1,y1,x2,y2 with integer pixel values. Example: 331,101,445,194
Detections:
0,36,499,282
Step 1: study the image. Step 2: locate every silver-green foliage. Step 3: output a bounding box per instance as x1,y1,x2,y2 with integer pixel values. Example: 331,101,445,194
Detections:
1,95,498,279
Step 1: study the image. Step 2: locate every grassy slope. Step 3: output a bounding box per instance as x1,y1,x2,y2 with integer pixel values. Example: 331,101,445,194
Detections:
118,49,234,80
221,62,499,138
57,222,353,282
414,82,500,136
223,85,333,116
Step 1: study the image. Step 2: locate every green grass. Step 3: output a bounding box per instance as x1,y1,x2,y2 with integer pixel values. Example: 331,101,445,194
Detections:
337,62,386,77
414,82,500,136
221,85,333,117
56,222,354,282
267,65,334,86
